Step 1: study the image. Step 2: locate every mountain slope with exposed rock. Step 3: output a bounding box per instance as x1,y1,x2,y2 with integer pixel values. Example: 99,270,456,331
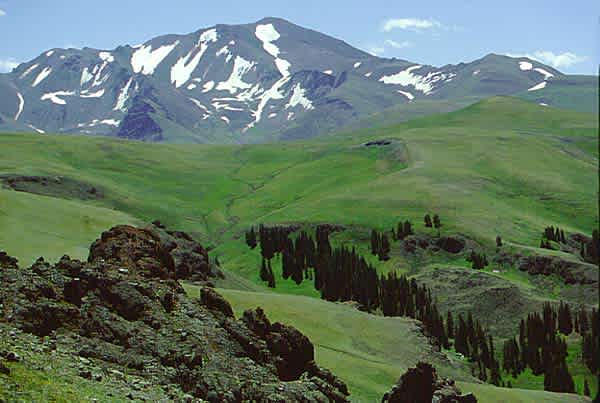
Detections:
0,223,349,401
0,17,594,142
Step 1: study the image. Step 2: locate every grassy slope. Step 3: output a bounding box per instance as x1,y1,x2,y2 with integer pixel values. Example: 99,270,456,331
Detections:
1,97,596,266
182,284,589,403
0,97,596,400
0,187,138,264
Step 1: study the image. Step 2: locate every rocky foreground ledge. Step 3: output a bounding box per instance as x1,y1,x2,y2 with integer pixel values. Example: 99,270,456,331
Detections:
0,223,349,402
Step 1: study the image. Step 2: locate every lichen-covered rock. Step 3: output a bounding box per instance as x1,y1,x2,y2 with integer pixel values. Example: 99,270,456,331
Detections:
0,223,348,402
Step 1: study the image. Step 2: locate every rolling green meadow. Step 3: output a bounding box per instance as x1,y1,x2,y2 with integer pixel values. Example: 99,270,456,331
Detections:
0,96,597,401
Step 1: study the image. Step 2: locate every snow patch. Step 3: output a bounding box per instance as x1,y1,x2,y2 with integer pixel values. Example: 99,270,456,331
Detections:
354,62,362,68
274,58,291,77
539,102,549,107
46,50,55,57
20,64,39,79
188,98,210,113
202,81,215,93
80,67,93,86
323,70,333,75
32,67,52,87
216,46,233,62
527,81,547,91
220,116,230,124
91,61,111,87
364,72,372,78
268,113,277,118
80,89,105,98
187,83,197,90
27,124,45,134
534,67,554,80
40,90,75,105
216,56,255,94
255,24,281,57
398,90,414,100
245,76,290,131
171,29,218,88
131,41,179,75
113,77,133,111
212,101,244,112
15,92,24,121
379,65,446,95
255,23,291,77
519,61,533,71
472,70,480,76
78,119,120,128
285,84,313,110
99,52,115,62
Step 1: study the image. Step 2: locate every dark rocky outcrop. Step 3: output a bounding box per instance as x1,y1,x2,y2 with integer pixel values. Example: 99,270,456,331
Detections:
516,254,596,285
0,224,349,402
402,234,470,255
0,175,104,200
382,362,476,403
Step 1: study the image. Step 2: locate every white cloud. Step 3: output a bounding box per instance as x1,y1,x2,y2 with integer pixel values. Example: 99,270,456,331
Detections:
0,8,6,17
0,58,19,73
507,51,588,69
530,51,587,69
382,18,441,32
384,40,414,49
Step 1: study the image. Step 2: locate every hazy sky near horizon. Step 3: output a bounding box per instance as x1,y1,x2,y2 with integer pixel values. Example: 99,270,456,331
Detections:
0,0,598,74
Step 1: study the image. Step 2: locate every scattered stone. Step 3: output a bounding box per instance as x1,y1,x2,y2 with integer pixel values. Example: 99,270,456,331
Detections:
79,370,92,379
5,351,20,362
0,361,10,375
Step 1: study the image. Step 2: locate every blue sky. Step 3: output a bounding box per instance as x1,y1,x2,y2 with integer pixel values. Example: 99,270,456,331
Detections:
0,0,598,74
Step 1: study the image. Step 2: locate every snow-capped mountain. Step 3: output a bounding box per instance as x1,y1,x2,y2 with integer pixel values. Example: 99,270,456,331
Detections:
0,17,585,143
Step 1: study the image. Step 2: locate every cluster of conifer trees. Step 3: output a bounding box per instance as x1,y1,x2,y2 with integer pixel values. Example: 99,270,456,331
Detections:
246,223,599,395
370,230,391,260
466,250,489,270
449,311,502,384
245,223,502,383
502,302,598,394
581,229,600,264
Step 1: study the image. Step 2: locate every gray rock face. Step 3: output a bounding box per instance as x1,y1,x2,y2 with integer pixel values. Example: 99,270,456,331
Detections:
0,18,581,143
0,223,349,401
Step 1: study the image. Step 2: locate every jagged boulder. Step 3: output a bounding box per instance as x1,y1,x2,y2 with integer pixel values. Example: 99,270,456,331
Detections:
0,224,348,402
382,362,476,403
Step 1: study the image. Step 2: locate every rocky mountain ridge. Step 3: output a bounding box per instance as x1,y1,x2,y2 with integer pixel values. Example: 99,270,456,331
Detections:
0,17,583,143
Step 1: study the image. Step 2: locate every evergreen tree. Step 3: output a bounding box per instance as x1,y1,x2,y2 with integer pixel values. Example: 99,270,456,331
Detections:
433,214,441,234
557,301,573,335
496,235,503,248
267,260,276,288
447,311,454,340
424,214,433,228
403,220,413,237
379,234,391,261
259,258,269,281
371,229,380,255
245,227,258,249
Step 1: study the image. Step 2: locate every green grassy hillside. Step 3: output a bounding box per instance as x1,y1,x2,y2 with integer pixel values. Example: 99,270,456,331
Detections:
0,96,596,401
1,96,596,266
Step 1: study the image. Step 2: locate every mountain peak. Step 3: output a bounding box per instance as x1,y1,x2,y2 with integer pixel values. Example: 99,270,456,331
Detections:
0,17,587,142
